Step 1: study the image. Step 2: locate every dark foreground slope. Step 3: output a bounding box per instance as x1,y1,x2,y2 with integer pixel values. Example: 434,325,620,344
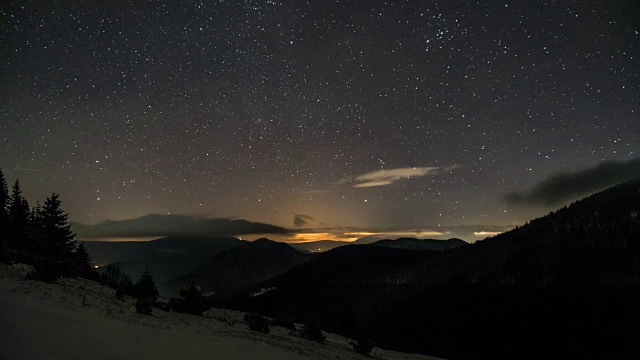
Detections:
222,179,640,360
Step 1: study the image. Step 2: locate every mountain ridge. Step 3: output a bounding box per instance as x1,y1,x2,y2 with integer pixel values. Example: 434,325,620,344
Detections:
162,238,315,298
220,179,640,360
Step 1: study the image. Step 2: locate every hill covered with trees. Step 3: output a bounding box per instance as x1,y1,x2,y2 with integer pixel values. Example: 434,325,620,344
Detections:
0,169,94,281
221,178,640,360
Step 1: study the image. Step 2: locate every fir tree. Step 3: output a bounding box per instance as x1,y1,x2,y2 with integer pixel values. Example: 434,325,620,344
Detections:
134,268,158,316
30,193,76,280
26,201,44,256
74,243,94,279
8,179,30,255
135,268,159,304
0,169,10,263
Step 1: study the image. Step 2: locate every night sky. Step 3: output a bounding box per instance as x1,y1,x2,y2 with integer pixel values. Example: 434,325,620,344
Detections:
2,1,639,242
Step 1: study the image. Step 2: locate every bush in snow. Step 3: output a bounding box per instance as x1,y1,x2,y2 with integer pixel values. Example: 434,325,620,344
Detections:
27,257,61,283
155,300,171,312
171,281,208,315
102,264,135,296
270,317,297,333
244,313,270,333
350,336,373,355
301,321,326,343
115,287,126,301
136,296,153,315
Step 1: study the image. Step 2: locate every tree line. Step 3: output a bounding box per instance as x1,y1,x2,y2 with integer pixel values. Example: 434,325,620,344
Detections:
1,169,374,353
0,169,93,281
0,168,206,316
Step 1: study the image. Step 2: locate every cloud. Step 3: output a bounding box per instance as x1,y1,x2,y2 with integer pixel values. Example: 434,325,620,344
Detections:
293,214,314,227
72,214,291,238
355,180,394,188
506,158,640,206
352,165,459,188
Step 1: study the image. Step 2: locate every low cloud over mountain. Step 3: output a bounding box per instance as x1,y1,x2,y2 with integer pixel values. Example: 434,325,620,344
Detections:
72,214,290,238
506,158,640,207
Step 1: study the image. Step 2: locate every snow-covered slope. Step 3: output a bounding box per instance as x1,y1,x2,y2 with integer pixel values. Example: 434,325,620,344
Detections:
0,264,443,360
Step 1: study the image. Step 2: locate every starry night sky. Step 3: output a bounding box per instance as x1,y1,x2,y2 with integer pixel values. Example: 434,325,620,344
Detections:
2,0,639,242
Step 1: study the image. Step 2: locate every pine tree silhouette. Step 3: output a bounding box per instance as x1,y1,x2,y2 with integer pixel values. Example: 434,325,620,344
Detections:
0,170,97,276
30,193,77,281
135,268,158,315
136,268,159,304
0,169,10,263
74,243,94,279
8,179,30,256
26,201,44,257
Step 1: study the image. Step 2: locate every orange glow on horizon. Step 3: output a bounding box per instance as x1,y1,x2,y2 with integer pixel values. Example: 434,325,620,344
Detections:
289,233,357,243
287,231,379,243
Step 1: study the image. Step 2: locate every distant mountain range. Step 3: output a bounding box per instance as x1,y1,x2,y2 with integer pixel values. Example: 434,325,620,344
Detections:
82,236,245,288
219,179,640,360
289,240,351,253
289,237,467,253
371,237,467,250
82,235,244,266
162,238,314,298
83,234,467,297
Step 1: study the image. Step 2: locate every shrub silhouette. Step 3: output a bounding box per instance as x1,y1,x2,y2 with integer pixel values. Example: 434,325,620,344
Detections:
350,336,373,355
271,317,297,332
136,296,153,315
115,287,126,301
171,282,208,315
27,257,61,283
155,300,171,312
244,313,270,333
301,321,326,343
102,264,135,296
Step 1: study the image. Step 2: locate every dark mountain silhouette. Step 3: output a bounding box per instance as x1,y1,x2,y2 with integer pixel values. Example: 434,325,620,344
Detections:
163,238,315,298
289,240,352,253
82,236,244,265
290,238,467,253
371,237,467,250
82,236,245,294
220,179,640,360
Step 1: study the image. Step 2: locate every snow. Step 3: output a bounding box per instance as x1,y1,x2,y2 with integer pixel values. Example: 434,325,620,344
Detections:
0,264,443,360
250,286,276,297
